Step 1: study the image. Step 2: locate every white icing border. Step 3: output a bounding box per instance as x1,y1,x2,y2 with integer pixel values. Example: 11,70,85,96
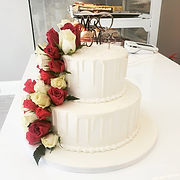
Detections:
74,84,127,103
61,125,140,153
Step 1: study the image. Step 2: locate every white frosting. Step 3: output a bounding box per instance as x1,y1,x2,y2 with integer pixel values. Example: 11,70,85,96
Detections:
52,44,142,153
52,81,141,153
74,84,126,103
60,126,140,153
63,44,128,102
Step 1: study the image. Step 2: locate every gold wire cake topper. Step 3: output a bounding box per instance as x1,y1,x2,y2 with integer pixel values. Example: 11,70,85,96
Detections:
78,11,118,47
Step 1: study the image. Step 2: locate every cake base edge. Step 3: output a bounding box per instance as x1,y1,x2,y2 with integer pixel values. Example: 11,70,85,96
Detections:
42,110,158,173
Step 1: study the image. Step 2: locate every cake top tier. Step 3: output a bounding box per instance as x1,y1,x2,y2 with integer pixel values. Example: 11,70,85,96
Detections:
63,44,128,61
63,43,128,103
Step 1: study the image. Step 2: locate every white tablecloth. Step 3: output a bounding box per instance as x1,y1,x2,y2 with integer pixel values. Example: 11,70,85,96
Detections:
0,53,180,180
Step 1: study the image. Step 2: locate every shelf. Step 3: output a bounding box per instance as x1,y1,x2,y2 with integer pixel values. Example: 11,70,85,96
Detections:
70,0,162,46
99,17,151,32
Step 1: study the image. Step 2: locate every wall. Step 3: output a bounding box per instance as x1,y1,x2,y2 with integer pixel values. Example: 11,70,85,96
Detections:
0,0,34,81
157,0,180,62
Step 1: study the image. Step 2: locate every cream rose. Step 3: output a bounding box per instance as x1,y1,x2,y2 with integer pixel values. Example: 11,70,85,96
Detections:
51,75,67,89
41,133,59,148
34,80,50,94
30,92,51,108
59,29,76,54
22,111,38,127
36,54,50,71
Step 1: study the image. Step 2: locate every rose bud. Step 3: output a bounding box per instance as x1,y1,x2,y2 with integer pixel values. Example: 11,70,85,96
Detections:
35,107,51,120
23,79,36,93
23,99,38,112
46,28,59,47
40,69,55,85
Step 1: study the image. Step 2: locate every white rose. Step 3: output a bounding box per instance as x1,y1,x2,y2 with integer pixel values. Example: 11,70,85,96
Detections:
51,75,67,89
59,29,76,54
34,80,50,94
22,111,38,127
36,54,50,71
30,92,51,108
41,133,59,148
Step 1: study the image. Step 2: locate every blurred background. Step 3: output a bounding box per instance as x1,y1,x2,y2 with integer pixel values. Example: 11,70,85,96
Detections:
30,0,150,46
0,0,180,128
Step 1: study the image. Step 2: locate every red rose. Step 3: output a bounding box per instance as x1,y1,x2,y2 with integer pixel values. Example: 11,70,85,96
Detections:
46,28,59,47
40,69,55,85
61,23,75,32
23,99,38,111
48,87,67,106
36,107,51,120
23,79,36,93
44,44,60,59
26,120,51,145
61,23,81,47
26,132,41,145
48,59,65,73
74,24,81,47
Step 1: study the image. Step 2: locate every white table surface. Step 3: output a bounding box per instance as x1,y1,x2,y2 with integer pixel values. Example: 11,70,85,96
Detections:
0,53,180,180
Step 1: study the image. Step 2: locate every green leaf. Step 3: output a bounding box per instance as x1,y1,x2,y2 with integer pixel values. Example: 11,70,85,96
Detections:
76,45,84,50
58,137,63,148
50,71,60,77
33,144,46,165
67,49,75,55
53,40,64,56
27,123,31,128
58,136,61,144
49,147,56,153
38,45,45,52
66,95,79,101
63,70,71,74
54,40,63,53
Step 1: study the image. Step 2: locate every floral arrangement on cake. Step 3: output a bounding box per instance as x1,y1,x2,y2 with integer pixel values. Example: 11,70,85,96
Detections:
22,20,81,164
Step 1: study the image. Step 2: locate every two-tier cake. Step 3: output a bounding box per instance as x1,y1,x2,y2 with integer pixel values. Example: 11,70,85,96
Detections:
22,22,157,172
51,44,141,153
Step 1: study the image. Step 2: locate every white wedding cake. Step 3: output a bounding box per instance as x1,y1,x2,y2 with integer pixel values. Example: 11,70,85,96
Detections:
22,21,157,170
51,43,141,153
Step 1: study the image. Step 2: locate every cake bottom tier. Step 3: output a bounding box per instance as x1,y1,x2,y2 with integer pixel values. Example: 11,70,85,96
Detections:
52,81,141,153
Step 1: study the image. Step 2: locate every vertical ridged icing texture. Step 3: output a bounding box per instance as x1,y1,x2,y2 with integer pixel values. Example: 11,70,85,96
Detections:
63,44,128,102
52,81,141,153
52,44,141,153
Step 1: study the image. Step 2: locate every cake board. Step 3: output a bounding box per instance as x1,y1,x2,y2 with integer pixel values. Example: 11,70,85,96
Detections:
43,111,158,173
